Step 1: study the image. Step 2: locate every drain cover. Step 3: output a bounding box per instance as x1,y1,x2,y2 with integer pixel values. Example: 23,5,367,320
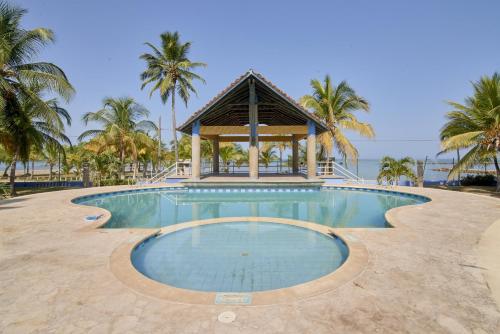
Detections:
218,311,236,323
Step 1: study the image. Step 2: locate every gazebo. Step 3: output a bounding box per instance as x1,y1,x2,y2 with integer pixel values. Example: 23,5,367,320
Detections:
178,70,328,181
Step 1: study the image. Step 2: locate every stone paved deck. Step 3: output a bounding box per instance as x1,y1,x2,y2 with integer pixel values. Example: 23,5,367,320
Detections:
1,185,499,333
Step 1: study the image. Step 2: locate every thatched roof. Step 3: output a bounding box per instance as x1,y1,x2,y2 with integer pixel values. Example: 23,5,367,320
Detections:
178,70,328,134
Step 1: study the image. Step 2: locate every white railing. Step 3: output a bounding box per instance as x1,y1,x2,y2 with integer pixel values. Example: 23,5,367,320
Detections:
139,161,192,185
206,161,294,175
317,160,364,183
140,160,363,184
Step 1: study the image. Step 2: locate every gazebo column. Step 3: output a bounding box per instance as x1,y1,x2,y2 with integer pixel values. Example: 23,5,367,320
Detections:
307,120,316,179
292,135,299,174
191,120,201,180
249,79,259,179
212,136,219,175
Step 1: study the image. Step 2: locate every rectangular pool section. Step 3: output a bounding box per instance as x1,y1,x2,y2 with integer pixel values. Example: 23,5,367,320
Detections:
74,187,428,229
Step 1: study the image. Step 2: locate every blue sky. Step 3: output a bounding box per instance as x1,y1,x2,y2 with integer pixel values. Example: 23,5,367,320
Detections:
14,0,500,159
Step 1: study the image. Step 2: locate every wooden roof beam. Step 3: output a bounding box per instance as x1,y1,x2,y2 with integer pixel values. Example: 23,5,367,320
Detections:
200,125,308,135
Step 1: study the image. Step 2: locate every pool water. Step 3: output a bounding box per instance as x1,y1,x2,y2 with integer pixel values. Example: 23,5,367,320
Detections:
131,222,348,292
75,187,427,228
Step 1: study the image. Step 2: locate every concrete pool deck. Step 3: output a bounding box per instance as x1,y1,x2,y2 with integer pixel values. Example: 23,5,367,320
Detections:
1,185,500,333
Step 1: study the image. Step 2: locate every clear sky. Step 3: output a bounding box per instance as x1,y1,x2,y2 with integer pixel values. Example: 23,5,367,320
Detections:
14,0,500,159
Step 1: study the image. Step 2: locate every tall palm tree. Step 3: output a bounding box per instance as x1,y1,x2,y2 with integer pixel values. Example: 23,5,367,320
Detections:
377,156,416,186
79,97,157,180
440,73,500,192
0,1,74,195
0,1,74,113
140,31,206,163
300,75,374,160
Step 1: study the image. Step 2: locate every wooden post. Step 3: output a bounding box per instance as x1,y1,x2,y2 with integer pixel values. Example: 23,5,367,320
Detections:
191,120,201,180
307,120,316,179
249,79,259,179
292,135,299,174
213,136,219,175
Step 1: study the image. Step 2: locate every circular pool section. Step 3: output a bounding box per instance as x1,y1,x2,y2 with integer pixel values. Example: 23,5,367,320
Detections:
131,222,349,292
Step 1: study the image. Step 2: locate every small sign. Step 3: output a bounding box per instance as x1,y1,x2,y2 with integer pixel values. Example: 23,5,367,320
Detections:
215,293,252,305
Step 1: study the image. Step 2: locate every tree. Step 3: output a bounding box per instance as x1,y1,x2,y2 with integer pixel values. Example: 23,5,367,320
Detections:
439,73,500,192
219,144,238,173
0,143,9,177
0,93,71,194
260,146,277,169
377,156,416,186
42,142,61,180
79,97,157,180
0,1,74,195
140,31,206,163
300,75,374,160
268,141,290,172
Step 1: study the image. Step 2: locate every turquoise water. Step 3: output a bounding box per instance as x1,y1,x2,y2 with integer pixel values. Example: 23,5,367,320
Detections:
75,187,428,228
131,222,348,292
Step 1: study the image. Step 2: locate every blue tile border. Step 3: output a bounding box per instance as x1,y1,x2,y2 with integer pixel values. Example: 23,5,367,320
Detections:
73,184,430,205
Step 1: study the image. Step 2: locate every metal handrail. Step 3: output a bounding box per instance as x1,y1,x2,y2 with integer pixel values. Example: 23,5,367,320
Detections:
142,163,177,184
317,160,364,183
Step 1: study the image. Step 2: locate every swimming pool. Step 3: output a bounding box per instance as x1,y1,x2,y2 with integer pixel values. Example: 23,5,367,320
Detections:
74,186,428,229
131,221,348,292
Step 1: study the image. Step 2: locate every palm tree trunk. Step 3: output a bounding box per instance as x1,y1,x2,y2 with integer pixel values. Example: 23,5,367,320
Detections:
31,160,34,179
49,164,54,180
9,149,19,196
494,156,500,192
133,161,138,180
279,149,282,172
171,90,179,163
119,146,125,180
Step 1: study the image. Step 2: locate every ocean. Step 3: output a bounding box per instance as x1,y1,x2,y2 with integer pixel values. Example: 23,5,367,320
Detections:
0,158,495,182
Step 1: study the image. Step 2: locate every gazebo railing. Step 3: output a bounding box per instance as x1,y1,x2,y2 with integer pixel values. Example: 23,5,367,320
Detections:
142,160,362,183
202,161,297,175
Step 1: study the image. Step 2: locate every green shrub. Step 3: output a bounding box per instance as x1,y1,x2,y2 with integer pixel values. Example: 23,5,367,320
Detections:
98,179,130,186
460,174,497,186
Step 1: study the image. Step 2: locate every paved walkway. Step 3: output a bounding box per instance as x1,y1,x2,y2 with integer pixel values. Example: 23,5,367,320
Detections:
1,186,499,333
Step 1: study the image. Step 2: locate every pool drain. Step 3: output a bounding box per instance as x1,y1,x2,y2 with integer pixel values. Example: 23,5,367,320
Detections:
218,311,236,323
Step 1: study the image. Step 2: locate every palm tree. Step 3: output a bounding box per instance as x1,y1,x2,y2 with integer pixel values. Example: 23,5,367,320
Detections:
219,144,238,173
260,146,278,169
439,73,500,192
234,145,248,167
0,143,10,177
42,143,61,180
79,97,157,180
140,31,206,163
0,2,74,195
268,141,290,172
0,2,74,113
0,92,71,194
176,134,192,160
300,75,374,160
377,156,416,186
